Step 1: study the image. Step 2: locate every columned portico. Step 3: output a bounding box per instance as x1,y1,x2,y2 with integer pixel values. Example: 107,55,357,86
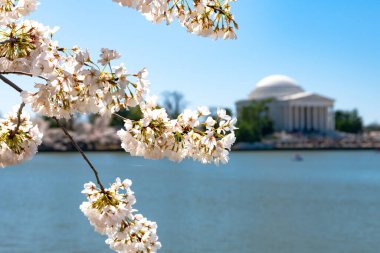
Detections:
282,103,334,132
236,74,335,133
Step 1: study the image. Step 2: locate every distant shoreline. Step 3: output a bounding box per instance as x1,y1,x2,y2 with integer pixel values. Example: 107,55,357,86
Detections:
232,147,380,152
37,147,380,153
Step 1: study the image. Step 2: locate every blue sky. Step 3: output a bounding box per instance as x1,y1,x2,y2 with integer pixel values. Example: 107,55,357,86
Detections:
1,0,380,124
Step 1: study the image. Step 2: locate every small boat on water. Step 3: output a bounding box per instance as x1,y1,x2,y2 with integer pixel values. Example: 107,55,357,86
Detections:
293,153,303,161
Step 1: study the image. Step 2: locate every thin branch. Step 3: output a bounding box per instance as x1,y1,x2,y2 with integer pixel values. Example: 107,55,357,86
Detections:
113,112,127,121
9,102,25,139
0,38,17,45
0,74,23,92
0,74,105,192
0,71,48,81
113,112,139,124
53,117,105,192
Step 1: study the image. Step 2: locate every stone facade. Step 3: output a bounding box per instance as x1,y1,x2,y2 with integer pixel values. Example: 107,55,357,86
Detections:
236,75,335,132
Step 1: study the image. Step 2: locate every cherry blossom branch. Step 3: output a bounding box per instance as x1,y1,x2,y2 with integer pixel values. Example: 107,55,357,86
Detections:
0,71,48,81
0,74,23,92
0,38,17,45
113,112,127,121
113,0,238,39
9,102,25,139
53,117,105,192
0,73,105,192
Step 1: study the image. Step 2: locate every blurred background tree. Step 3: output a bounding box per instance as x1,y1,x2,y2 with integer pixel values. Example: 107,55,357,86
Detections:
41,114,79,130
236,99,274,142
161,91,187,118
365,122,380,132
335,109,363,134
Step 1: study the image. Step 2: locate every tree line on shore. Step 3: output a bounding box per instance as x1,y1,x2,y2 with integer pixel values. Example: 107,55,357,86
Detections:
2,91,376,148
235,99,378,143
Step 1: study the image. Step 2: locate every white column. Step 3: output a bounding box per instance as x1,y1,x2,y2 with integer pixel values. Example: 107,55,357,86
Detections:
300,106,305,131
326,107,330,130
319,107,325,132
326,107,335,130
307,106,311,131
310,107,314,130
283,106,288,131
294,106,299,131
318,107,322,131
313,107,318,131
315,107,318,131
298,106,302,131
288,105,293,131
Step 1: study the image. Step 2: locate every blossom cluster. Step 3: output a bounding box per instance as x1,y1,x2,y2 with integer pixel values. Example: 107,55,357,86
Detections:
0,18,149,119
20,45,150,119
113,0,238,39
80,178,161,253
0,0,39,25
0,0,237,166
117,97,236,165
0,104,43,167
0,1,238,251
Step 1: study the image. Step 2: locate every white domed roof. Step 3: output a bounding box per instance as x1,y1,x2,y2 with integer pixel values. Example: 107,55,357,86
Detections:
249,75,304,100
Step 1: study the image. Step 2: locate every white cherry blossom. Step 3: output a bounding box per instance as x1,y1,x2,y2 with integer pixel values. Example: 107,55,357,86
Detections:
0,1,239,252
113,0,238,40
117,105,237,164
0,105,43,167
80,178,161,253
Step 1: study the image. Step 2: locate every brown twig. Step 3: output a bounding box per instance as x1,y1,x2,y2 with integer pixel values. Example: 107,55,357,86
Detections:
0,38,17,45
9,102,25,139
0,74,23,92
0,73,105,191
113,112,127,121
0,71,48,81
53,117,105,192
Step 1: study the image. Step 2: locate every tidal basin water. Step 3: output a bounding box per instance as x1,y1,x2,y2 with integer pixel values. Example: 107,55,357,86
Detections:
1,151,380,253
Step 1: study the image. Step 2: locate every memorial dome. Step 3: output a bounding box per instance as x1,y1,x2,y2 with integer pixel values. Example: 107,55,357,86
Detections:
249,75,304,100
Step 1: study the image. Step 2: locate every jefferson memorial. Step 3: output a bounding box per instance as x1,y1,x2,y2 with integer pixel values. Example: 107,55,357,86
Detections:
236,75,335,132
